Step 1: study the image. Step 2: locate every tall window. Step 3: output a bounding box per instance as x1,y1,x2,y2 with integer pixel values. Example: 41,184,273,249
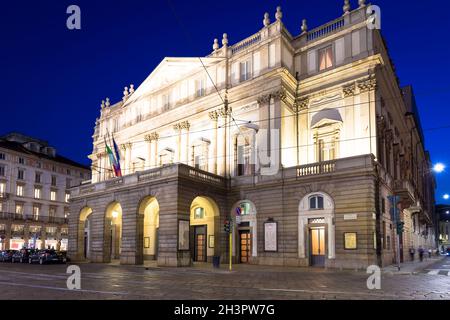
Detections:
35,172,41,183
319,46,333,71
16,184,24,197
0,202,3,213
194,207,205,219
309,195,324,210
33,205,40,221
49,207,56,221
236,133,255,177
15,203,24,215
238,202,251,216
162,93,171,111
50,190,57,201
51,175,57,186
65,192,70,203
0,182,5,194
34,187,41,199
192,143,209,171
17,169,24,180
196,78,206,97
18,157,25,165
0,166,4,177
318,139,336,162
0,153,5,160
240,60,251,82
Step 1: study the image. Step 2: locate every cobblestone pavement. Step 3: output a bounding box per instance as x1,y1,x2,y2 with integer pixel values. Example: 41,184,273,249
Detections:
0,259,449,300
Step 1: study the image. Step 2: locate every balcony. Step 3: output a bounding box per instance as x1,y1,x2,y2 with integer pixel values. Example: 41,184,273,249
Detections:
393,179,415,205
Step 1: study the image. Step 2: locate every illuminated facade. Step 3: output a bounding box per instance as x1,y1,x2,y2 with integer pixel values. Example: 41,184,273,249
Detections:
69,2,436,268
0,133,90,251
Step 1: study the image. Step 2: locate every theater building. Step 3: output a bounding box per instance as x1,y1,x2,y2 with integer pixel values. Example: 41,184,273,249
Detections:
69,2,436,269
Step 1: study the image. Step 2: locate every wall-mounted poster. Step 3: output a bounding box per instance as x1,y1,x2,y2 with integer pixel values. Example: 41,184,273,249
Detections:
264,221,278,252
344,232,357,250
208,235,214,248
178,220,190,251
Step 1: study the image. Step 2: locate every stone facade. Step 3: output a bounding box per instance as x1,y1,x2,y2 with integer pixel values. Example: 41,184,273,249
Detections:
70,3,436,269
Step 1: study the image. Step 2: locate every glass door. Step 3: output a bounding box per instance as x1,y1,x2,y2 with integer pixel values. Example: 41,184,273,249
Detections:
310,227,326,267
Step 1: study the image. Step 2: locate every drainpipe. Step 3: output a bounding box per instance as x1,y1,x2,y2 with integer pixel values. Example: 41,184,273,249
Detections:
375,162,383,267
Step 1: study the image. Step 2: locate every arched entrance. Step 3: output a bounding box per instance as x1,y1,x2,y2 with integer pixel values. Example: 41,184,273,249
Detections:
190,196,219,263
138,197,160,261
231,200,257,264
78,207,92,260
298,192,335,267
105,202,122,261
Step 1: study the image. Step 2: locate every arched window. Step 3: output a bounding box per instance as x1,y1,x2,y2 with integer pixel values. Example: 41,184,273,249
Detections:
309,195,324,210
194,207,205,219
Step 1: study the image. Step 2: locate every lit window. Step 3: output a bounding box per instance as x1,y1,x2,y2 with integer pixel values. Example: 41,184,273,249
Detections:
16,184,24,197
194,207,205,219
33,206,40,221
50,190,57,201
319,46,333,71
15,203,23,215
65,192,70,203
240,60,251,82
34,187,41,199
309,195,324,210
0,182,5,194
239,202,251,215
0,202,3,212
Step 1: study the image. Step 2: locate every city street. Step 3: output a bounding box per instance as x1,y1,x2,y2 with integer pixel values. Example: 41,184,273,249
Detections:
0,258,448,300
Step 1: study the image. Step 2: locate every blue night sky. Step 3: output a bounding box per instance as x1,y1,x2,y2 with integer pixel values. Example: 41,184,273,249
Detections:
1,0,449,203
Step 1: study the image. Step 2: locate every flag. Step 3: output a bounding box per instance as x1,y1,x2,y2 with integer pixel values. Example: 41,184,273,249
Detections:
104,136,120,177
111,133,122,177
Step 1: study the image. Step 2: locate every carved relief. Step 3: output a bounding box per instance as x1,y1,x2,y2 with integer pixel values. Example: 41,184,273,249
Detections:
357,77,377,93
257,88,287,104
343,84,356,97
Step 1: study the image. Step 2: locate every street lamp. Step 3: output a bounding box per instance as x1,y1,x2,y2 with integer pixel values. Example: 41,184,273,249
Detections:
444,194,450,200
433,163,446,173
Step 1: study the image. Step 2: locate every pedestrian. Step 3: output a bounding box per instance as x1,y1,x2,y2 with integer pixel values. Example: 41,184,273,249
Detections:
409,247,415,261
418,246,424,262
428,248,432,259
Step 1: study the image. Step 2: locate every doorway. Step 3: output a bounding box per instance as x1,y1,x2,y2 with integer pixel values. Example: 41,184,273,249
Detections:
192,225,206,262
310,227,326,267
239,230,252,263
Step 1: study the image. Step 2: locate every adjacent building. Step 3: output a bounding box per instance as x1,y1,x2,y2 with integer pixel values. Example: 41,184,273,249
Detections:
0,133,90,251
69,1,437,269
437,204,450,252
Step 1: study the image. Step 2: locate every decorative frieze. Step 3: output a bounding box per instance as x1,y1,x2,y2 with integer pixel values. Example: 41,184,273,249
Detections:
120,142,132,150
342,84,356,97
173,121,191,131
357,77,377,93
257,88,287,105
145,132,160,142
297,97,310,111
208,110,219,121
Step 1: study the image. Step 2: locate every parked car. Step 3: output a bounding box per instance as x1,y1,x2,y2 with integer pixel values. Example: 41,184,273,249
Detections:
28,249,67,265
11,249,36,263
0,250,15,262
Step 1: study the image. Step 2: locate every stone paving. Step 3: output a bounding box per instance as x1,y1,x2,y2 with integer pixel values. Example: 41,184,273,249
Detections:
0,258,448,300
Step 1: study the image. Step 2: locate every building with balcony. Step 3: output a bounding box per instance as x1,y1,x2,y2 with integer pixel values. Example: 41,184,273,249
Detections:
69,1,436,269
437,205,450,252
0,133,91,251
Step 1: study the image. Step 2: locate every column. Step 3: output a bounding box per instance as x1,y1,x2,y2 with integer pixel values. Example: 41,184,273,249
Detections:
152,133,159,168
145,135,152,170
209,111,219,174
126,143,132,175
173,124,182,163
217,110,226,176
179,121,190,165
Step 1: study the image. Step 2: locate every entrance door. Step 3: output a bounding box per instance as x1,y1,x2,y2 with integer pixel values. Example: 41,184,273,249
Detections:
193,226,206,262
239,231,251,263
310,227,326,267
83,231,88,258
